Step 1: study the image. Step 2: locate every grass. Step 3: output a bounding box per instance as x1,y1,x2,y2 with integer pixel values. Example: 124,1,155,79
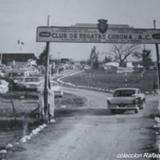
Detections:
63,69,157,92
0,92,86,117
55,93,86,109
0,92,86,147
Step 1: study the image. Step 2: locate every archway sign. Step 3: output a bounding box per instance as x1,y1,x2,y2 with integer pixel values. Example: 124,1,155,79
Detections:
37,23,160,44
36,20,160,122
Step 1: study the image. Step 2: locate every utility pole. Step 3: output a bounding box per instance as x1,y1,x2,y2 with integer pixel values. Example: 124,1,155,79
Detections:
43,15,50,122
0,53,2,65
153,19,160,89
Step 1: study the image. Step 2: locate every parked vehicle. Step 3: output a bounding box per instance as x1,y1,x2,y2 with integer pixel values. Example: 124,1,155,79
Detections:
8,70,29,80
14,76,44,91
51,81,63,97
107,88,145,114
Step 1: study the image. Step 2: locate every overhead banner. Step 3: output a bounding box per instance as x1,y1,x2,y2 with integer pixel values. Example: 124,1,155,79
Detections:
37,26,160,44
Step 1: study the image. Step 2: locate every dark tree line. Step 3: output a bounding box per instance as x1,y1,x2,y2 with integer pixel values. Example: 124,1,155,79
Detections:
88,46,99,69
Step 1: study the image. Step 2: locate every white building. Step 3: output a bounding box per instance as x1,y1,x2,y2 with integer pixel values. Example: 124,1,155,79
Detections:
126,62,134,68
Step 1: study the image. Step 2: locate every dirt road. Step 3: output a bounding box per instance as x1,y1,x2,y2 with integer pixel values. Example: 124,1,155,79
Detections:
9,87,159,160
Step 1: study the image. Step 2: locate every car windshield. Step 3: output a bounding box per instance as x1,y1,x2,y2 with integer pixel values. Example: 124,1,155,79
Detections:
25,78,39,82
114,90,136,97
15,78,23,81
9,72,24,77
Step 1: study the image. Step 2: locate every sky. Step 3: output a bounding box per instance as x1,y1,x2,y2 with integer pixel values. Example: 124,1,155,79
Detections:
0,0,160,60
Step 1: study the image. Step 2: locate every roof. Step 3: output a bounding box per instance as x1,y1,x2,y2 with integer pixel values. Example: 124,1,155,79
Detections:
74,23,130,29
104,62,119,67
1,52,35,55
1,53,37,64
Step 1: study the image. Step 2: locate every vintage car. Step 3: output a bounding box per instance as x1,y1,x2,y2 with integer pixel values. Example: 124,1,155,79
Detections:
14,76,44,91
107,88,145,114
8,70,29,80
51,81,63,97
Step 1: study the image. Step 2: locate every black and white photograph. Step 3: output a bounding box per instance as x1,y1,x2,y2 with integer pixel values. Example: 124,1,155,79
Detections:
0,0,160,159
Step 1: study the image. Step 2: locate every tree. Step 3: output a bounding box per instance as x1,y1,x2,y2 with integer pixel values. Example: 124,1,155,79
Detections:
103,56,112,63
111,44,140,67
88,46,99,69
134,49,154,69
37,46,47,65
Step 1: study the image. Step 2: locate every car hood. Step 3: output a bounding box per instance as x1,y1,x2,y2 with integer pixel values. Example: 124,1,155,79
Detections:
20,82,41,85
